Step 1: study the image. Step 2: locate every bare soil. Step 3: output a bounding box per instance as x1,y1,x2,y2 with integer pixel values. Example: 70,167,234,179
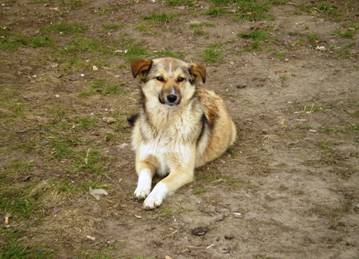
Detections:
0,0,358,258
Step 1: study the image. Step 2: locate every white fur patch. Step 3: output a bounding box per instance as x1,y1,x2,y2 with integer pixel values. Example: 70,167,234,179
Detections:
134,169,152,199
143,182,168,209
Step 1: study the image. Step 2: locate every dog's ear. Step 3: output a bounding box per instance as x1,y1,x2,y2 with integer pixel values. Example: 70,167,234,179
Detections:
189,63,206,84
131,59,152,79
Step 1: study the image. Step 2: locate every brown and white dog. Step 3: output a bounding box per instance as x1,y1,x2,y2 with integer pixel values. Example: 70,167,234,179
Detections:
130,57,236,209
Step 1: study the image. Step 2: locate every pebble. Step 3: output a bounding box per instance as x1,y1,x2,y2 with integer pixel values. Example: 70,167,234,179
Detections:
102,117,116,124
236,84,247,89
191,226,209,236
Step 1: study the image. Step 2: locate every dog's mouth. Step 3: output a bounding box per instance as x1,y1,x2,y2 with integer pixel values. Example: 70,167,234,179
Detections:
159,94,181,106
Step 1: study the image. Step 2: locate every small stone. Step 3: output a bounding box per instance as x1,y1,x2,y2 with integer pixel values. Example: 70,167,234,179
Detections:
233,212,242,218
236,84,247,89
316,45,326,51
86,235,96,241
118,143,129,149
92,65,98,71
224,234,234,240
103,117,116,124
191,226,209,236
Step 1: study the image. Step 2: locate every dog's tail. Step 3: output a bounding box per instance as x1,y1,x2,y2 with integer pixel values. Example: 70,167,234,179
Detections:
127,113,139,127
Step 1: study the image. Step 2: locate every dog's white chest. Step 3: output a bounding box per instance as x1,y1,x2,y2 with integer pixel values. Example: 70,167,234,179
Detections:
138,133,194,176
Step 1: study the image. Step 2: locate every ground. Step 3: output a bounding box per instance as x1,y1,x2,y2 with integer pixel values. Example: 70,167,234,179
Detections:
0,0,358,258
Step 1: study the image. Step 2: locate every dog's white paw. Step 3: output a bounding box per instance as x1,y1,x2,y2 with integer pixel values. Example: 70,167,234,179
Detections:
134,169,152,199
134,184,151,199
143,183,168,209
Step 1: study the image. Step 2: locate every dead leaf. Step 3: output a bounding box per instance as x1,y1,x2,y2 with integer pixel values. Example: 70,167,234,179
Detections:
86,235,96,241
89,187,108,200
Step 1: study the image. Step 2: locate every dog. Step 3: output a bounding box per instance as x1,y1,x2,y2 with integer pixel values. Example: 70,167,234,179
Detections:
130,57,236,209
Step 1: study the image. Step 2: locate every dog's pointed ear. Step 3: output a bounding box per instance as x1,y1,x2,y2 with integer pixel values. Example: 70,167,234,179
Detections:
131,59,152,79
189,63,206,84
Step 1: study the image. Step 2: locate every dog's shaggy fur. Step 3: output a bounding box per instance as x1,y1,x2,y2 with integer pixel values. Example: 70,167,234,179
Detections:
130,57,236,209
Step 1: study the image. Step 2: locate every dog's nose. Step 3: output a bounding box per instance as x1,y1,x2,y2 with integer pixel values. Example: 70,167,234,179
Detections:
166,94,178,104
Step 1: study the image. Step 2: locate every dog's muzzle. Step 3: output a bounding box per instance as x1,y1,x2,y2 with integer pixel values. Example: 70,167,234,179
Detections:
159,88,181,106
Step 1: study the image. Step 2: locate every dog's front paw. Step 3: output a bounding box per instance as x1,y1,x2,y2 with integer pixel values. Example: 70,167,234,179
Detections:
143,183,168,209
134,169,152,199
134,184,151,199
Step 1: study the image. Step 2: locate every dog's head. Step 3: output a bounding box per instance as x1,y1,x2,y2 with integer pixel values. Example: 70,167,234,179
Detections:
131,57,206,107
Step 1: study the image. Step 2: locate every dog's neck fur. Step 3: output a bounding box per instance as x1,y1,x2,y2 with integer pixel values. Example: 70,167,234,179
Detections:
140,94,203,142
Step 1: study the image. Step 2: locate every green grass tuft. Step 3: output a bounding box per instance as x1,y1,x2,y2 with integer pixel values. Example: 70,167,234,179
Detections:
236,0,270,21
102,22,122,32
144,13,176,24
30,35,54,48
156,49,184,59
41,21,88,35
202,44,224,63
0,228,53,258
165,0,195,6
76,116,98,130
121,40,149,62
77,148,104,174
80,80,121,96
62,37,111,54
239,28,270,50
205,7,226,16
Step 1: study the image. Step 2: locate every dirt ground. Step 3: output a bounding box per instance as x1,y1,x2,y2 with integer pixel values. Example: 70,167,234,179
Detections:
1,0,358,258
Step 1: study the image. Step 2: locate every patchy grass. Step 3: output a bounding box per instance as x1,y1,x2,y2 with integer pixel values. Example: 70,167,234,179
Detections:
144,13,176,24
333,23,359,39
0,28,53,50
102,22,122,32
0,30,28,50
306,33,320,46
202,44,224,63
298,1,341,18
80,80,122,96
0,184,40,219
50,136,78,160
77,148,104,174
30,35,54,48
76,116,98,130
165,0,195,6
210,0,232,5
121,39,149,62
239,28,270,50
205,7,226,16
57,56,89,72
61,37,111,54
330,42,356,59
32,0,84,9
0,88,25,118
194,166,241,194
41,22,88,35
318,141,334,152
320,123,359,134
4,160,34,175
158,206,175,218
189,21,213,37
0,228,53,258
156,49,184,59
236,0,271,21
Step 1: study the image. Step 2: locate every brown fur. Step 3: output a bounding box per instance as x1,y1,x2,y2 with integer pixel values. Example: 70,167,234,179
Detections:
131,57,236,209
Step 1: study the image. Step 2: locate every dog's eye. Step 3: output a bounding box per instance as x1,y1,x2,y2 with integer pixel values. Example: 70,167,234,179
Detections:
176,77,185,83
155,76,165,82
